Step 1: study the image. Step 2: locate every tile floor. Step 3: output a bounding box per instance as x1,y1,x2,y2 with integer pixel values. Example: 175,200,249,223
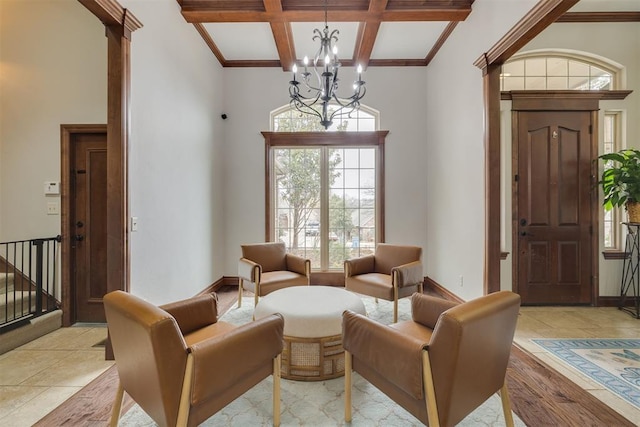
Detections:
514,305,640,424
0,325,113,426
1,306,639,426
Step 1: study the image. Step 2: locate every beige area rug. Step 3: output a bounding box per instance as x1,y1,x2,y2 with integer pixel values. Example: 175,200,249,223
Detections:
120,296,525,426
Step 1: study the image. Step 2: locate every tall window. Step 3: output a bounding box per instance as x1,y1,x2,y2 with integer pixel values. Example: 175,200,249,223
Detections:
265,106,384,271
603,112,621,250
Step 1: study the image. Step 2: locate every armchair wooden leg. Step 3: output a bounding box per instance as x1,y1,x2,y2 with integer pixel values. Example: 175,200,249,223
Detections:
177,353,194,427
499,383,515,427
110,380,125,427
273,355,281,427
422,350,440,427
393,285,399,323
254,285,259,307
345,350,352,422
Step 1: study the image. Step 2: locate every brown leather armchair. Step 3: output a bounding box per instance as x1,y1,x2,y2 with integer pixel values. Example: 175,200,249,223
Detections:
343,291,521,427
344,243,423,322
238,242,310,307
104,291,284,427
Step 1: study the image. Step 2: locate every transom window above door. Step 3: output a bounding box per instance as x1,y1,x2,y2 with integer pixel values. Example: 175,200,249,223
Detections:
501,51,621,91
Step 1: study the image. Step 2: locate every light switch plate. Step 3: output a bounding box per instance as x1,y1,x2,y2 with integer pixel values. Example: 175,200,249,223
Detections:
131,216,138,232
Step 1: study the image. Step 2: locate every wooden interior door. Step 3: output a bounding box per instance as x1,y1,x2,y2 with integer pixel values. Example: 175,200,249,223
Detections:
71,131,108,322
515,110,595,305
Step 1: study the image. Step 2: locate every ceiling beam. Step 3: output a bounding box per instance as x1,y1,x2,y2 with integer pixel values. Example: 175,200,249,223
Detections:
180,9,471,23
193,23,227,66
556,11,640,23
424,21,457,66
264,0,296,71
353,0,388,69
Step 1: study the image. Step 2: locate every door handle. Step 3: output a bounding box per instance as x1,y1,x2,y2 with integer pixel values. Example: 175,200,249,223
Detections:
520,231,534,237
520,218,527,226
74,234,84,242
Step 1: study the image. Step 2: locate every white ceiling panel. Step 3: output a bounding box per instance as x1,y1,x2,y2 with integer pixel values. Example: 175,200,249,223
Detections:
291,22,360,63
570,0,640,12
371,22,448,60
202,23,279,61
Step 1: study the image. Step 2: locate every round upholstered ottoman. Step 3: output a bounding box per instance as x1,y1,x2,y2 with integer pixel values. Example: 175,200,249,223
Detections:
254,286,366,381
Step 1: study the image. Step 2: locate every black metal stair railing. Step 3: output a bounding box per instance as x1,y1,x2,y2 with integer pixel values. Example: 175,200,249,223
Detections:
0,235,61,332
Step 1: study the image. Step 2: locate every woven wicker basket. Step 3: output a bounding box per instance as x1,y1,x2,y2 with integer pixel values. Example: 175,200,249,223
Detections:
627,202,640,224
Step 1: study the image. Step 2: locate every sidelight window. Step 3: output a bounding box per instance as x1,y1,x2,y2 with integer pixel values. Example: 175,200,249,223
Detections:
603,112,622,250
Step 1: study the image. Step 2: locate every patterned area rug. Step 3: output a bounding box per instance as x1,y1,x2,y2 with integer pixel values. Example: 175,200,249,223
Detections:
532,339,640,409
120,296,525,426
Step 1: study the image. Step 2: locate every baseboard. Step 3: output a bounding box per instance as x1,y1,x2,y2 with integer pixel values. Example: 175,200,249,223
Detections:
197,276,238,296
424,276,465,303
597,295,638,308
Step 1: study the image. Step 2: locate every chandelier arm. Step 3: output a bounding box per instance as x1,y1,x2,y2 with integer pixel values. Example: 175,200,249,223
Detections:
290,93,324,121
290,85,323,103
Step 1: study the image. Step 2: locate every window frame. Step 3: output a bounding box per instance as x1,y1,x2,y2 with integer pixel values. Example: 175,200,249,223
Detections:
262,131,388,270
501,51,621,91
602,111,623,253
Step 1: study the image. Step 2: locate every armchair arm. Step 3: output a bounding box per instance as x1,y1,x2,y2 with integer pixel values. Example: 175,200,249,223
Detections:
160,294,218,335
391,260,423,288
342,310,427,400
410,293,458,330
188,313,284,406
285,253,311,278
344,255,375,277
238,257,261,283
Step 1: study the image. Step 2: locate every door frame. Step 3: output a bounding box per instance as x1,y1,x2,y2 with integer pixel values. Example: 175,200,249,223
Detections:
60,124,107,326
510,95,599,304
474,0,636,296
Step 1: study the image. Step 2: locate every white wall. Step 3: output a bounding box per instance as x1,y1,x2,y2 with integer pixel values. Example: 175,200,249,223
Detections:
122,0,225,304
0,0,107,241
221,67,429,275
0,0,225,305
499,21,640,297
425,0,538,300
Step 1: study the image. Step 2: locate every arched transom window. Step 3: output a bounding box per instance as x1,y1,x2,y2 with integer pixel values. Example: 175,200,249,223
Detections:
501,51,621,91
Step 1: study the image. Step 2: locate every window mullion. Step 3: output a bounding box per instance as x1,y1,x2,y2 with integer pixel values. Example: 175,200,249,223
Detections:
320,146,329,270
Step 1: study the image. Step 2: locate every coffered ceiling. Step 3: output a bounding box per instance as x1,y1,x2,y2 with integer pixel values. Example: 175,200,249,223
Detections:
176,0,640,71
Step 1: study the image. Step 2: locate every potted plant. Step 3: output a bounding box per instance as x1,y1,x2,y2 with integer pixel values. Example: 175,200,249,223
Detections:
599,148,640,223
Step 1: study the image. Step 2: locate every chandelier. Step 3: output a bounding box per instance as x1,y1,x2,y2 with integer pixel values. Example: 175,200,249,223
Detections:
288,0,366,130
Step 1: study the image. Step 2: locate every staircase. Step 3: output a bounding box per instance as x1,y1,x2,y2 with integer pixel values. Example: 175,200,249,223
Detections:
1,273,36,323
0,236,63,354
0,272,61,354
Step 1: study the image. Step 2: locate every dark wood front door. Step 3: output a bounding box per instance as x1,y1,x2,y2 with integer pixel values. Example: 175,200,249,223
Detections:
70,131,108,322
515,110,595,305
